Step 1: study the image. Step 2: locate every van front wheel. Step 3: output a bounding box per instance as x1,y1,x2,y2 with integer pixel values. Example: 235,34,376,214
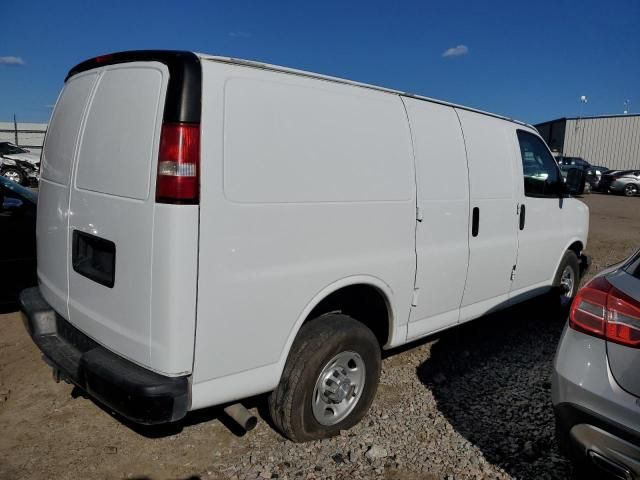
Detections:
268,313,381,442
551,250,580,312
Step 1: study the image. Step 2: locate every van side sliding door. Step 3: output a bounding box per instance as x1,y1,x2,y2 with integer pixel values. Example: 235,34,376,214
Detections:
456,110,519,321
403,99,470,339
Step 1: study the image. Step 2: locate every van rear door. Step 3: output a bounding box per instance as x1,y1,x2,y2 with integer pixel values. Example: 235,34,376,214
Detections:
66,62,168,369
38,71,98,319
39,52,201,375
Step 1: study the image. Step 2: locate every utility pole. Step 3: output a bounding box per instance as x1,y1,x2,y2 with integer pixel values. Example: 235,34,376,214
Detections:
577,96,588,158
13,114,18,145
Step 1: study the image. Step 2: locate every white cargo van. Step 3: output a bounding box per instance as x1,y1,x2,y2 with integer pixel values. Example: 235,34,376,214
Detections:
21,50,590,442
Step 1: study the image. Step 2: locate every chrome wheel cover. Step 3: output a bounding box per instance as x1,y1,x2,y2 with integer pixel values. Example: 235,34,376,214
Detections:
3,170,21,183
559,265,575,306
312,351,365,426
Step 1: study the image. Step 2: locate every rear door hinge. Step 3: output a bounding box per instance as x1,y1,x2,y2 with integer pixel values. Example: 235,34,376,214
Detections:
411,288,419,307
416,205,424,222
510,265,517,281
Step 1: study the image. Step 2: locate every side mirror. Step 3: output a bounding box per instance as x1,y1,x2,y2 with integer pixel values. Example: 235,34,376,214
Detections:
564,168,585,196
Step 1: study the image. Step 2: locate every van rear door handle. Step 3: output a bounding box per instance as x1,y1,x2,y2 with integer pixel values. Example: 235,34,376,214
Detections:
472,207,480,237
519,204,526,230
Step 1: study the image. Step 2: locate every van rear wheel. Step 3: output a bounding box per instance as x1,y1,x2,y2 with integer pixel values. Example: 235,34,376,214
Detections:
268,313,381,442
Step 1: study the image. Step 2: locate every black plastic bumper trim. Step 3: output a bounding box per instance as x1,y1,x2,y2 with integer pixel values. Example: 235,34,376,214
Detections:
554,402,640,454
19,286,189,425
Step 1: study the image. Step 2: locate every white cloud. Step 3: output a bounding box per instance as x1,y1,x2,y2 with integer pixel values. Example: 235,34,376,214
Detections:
228,31,252,38
442,45,469,58
45,104,55,109
0,56,25,65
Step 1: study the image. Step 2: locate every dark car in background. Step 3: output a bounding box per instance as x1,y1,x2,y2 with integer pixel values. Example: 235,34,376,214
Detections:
557,156,589,195
0,176,37,312
584,166,610,192
557,156,590,170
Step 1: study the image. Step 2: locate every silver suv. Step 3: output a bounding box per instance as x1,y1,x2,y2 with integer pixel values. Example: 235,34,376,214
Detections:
553,249,640,478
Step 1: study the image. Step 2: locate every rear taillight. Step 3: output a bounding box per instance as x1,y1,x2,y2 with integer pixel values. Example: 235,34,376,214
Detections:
156,122,200,204
570,276,640,348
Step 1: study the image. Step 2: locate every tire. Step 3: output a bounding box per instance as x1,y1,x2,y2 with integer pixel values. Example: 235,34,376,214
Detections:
551,250,580,313
268,313,381,442
1,167,25,185
624,183,638,197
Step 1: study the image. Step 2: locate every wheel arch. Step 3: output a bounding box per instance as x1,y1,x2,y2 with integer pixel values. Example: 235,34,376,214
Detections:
550,238,585,283
276,276,395,372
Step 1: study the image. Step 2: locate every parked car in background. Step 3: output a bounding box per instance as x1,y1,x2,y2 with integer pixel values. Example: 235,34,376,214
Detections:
599,170,636,195
0,141,41,186
557,156,589,195
557,156,590,170
608,170,640,197
0,176,37,312
553,248,640,479
584,166,609,192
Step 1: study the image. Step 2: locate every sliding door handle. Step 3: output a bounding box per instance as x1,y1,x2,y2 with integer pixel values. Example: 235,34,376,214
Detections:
519,204,526,230
472,207,480,237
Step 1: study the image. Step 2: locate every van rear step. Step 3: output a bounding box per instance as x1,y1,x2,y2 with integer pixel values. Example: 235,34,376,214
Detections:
19,287,189,424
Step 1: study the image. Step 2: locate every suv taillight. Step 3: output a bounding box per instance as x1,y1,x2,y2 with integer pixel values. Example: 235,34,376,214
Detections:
570,276,640,348
156,123,200,204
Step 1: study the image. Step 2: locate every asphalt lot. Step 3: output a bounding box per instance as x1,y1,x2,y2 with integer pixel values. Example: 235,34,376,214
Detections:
0,193,638,480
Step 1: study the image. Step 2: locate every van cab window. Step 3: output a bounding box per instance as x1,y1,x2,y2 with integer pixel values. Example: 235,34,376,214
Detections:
516,130,561,197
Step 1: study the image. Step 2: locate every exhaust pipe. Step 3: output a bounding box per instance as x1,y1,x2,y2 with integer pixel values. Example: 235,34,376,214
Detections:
224,403,258,432
589,451,632,480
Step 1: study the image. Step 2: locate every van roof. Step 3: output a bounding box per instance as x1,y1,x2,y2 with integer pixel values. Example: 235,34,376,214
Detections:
197,53,534,129
66,50,534,129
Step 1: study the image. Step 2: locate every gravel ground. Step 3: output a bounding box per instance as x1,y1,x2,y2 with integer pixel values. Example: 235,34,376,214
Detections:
1,193,638,480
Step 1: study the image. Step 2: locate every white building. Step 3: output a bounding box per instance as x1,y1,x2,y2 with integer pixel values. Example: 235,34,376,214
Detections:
0,121,48,156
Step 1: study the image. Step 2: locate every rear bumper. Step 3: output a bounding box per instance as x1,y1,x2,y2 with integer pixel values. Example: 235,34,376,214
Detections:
19,286,190,425
555,403,640,478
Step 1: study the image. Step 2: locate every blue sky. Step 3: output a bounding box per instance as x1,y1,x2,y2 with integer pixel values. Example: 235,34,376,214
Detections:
1,0,638,124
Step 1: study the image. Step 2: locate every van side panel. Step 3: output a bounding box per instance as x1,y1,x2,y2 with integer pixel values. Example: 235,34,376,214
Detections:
193,61,416,399
38,72,98,319
403,98,470,339
149,204,199,374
